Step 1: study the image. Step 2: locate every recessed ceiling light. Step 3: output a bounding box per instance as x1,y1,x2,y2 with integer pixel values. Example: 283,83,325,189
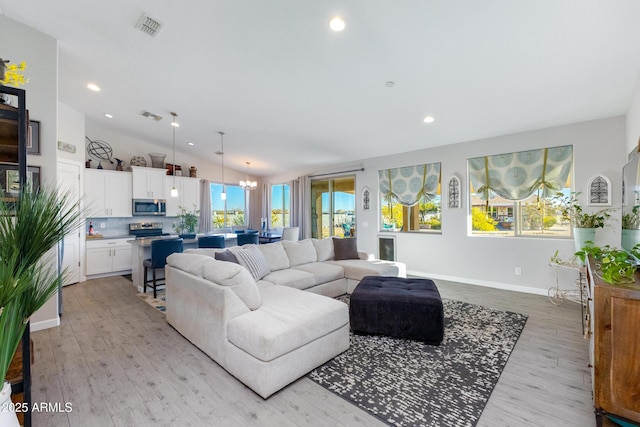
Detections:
423,116,435,123
87,83,101,92
329,16,345,32
385,81,395,88
104,113,113,119
187,142,194,146
171,122,180,128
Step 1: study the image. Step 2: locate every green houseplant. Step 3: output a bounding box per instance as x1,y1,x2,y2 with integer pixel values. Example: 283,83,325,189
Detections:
553,192,612,254
575,241,636,284
0,186,82,425
173,205,199,238
621,205,640,250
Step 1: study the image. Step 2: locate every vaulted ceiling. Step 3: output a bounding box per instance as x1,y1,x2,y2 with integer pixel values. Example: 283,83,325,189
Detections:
2,0,640,175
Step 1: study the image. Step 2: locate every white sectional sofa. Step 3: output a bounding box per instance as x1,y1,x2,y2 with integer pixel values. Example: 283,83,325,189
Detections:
165,237,406,398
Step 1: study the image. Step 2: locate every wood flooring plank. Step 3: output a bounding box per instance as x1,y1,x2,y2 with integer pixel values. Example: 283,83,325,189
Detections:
27,276,597,426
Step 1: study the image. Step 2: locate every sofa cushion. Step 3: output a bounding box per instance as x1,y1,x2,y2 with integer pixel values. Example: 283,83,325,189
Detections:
227,285,348,362
166,253,213,278
333,237,359,260
282,239,317,267
215,249,239,264
202,260,262,310
262,269,316,290
292,262,344,284
328,259,404,281
312,238,335,262
231,245,270,281
257,241,290,272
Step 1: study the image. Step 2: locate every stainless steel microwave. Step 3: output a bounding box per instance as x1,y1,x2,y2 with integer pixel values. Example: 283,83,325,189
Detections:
132,199,166,216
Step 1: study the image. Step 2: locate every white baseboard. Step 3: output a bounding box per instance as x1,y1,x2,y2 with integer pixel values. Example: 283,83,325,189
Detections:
406,270,548,297
29,316,60,332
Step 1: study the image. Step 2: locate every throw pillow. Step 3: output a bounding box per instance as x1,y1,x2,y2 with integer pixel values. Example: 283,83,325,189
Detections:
333,237,359,260
202,261,261,310
231,245,271,281
215,249,239,264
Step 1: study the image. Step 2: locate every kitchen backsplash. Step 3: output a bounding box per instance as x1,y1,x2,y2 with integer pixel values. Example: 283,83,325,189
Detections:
86,216,180,238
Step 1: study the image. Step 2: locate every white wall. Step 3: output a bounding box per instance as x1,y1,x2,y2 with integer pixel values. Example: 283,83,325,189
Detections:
58,102,86,163
626,72,640,156
269,116,627,295
0,15,59,330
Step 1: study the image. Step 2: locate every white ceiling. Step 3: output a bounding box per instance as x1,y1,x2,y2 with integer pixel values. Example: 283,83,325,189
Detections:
2,0,640,176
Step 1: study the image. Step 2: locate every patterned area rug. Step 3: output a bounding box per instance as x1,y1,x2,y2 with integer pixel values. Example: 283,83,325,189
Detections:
137,290,166,313
308,296,528,427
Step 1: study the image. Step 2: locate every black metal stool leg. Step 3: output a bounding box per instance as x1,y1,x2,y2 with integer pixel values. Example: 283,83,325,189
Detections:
152,268,157,298
143,266,148,293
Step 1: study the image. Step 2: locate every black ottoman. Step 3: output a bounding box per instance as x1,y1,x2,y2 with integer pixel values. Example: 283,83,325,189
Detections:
350,276,444,345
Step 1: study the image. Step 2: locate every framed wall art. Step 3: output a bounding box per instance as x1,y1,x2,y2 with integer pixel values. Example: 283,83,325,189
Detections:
28,120,40,155
361,186,371,211
1,163,40,200
448,175,461,209
588,174,611,206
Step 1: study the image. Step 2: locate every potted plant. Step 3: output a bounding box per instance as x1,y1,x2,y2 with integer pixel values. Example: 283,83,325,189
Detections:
552,192,612,253
621,205,640,251
173,205,199,238
575,242,636,285
0,187,82,426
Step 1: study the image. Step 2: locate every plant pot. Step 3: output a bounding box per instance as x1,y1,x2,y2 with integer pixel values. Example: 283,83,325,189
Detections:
0,381,20,427
622,229,640,251
179,233,196,239
573,227,596,253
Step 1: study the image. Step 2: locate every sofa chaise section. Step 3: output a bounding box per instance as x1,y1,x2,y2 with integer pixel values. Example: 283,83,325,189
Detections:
165,253,349,399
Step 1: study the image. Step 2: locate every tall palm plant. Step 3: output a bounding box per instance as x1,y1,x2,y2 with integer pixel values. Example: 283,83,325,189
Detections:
0,186,83,384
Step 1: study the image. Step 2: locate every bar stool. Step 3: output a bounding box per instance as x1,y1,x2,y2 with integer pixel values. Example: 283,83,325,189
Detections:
237,233,259,246
143,238,183,298
198,235,225,248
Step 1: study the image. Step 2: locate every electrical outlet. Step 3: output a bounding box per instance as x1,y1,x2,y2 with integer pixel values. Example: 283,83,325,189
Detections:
515,267,522,276
362,221,369,227
100,222,106,228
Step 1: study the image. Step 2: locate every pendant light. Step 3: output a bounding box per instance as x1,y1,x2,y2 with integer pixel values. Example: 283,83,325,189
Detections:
219,131,226,200
170,112,179,197
240,161,257,190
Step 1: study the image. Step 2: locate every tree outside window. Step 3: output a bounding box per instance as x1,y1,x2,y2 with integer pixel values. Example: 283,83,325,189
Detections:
271,184,290,227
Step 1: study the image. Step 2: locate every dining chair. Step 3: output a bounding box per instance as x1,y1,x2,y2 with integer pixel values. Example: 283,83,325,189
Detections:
281,227,300,241
237,233,259,246
198,235,225,248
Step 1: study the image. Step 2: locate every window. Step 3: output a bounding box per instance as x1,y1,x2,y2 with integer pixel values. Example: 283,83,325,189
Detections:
378,163,442,232
271,184,290,227
210,183,246,228
468,145,573,237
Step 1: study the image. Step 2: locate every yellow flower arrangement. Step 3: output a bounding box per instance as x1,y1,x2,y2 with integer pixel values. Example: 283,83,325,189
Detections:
1,60,28,87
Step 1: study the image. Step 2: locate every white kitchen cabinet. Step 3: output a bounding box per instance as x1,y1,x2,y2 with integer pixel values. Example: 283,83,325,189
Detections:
165,175,200,216
84,169,132,217
131,166,166,199
86,238,132,276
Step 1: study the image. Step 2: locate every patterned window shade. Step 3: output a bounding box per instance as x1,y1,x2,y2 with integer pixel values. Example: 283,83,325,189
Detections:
378,162,441,207
468,145,573,201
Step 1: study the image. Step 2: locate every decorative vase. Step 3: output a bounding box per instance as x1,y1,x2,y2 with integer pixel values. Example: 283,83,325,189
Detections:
130,156,147,167
148,153,166,168
0,381,20,427
622,229,640,251
573,227,596,253
189,167,197,178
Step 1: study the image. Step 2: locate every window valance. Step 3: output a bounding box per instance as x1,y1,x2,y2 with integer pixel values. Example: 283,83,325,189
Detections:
378,162,441,207
468,145,573,201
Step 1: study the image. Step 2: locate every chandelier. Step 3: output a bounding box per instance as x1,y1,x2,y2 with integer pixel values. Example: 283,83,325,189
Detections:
240,161,257,191
217,131,226,200
170,112,179,197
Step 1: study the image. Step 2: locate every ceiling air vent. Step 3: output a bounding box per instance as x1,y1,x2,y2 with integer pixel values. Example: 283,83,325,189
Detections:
136,14,164,37
141,111,163,121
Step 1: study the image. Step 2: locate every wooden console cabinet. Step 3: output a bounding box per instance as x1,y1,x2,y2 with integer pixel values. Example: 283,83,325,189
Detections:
587,259,640,425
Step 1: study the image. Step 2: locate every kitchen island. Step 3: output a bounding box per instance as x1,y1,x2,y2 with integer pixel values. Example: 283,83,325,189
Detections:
128,233,238,290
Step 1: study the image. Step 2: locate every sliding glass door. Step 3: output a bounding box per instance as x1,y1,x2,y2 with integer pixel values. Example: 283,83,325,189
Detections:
311,176,355,238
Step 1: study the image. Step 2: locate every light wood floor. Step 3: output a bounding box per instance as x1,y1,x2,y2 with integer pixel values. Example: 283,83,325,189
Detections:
28,276,595,427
